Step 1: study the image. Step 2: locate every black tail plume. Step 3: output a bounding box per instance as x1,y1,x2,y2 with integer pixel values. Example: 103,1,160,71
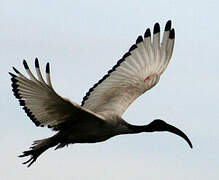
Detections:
19,137,58,167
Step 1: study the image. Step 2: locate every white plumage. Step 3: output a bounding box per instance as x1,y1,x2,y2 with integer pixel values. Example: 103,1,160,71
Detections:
10,20,192,167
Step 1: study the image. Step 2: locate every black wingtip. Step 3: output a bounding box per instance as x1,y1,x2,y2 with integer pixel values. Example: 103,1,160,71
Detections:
129,44,137,52
35,58,39,68
46,63,50,73
122,52,131,59
23,60,29,69
13,67,20,74
165,20,172,31
169,28,175,39
136,36,143,44
153,23,160,34
9,72,16,78
144,28,151,38
19,99,25,106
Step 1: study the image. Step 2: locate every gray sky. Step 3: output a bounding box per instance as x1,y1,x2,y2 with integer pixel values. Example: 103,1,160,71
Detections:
1,0,218,179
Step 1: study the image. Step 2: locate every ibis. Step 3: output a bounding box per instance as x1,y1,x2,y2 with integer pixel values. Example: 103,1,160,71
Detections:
9,20,192,167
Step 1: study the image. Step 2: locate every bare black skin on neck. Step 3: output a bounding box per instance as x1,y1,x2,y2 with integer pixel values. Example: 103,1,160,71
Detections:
126,119,193,148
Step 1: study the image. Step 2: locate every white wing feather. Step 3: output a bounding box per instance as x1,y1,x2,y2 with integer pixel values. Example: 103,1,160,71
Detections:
81,21,175,117
10,59,104,130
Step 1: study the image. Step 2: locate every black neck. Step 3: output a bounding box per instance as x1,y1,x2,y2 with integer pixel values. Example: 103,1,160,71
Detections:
126,123,153,133
125,121,193,149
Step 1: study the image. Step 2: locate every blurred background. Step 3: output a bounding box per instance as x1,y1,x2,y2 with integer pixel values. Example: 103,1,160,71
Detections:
1,0,218,179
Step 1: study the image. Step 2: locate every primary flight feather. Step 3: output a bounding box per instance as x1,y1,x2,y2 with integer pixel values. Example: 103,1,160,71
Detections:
10,20,192,167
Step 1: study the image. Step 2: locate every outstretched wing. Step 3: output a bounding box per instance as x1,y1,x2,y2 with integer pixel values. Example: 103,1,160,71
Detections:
81,21,175,117
9,59,104,131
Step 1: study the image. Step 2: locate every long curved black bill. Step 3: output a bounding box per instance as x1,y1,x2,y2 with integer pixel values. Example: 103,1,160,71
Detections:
164,123,193,148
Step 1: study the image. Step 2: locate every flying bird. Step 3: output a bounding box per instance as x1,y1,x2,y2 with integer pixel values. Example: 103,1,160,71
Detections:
9,20,192,167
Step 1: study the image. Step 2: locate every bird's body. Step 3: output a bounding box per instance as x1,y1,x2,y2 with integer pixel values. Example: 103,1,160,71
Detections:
55,115,125,145
10,20,192,167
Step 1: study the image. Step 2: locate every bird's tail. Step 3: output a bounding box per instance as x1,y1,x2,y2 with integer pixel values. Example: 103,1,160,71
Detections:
19,136,59,167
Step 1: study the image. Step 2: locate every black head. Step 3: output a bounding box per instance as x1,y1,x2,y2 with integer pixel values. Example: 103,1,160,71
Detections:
147,119,168,132
147,119,193,148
